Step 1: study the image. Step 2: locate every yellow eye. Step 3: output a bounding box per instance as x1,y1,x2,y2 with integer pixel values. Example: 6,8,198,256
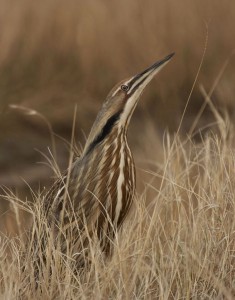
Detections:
121,84,129,92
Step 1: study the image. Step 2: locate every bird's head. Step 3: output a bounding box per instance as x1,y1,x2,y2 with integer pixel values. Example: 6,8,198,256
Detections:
84,53,174,155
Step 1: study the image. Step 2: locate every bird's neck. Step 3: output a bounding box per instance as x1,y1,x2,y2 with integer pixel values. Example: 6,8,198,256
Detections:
83,122,129,156
81,125,134,191
81,126,133,172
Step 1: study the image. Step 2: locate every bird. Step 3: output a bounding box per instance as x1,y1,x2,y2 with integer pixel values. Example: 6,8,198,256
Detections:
43,53,174,263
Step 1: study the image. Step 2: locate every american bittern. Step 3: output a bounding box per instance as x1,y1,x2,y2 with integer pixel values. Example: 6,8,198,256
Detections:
44,53,174,260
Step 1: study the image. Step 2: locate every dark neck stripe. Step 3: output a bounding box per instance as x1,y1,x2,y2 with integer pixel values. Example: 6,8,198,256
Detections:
86,110,122,154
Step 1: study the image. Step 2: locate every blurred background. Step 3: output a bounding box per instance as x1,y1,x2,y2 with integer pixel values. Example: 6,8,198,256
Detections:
1,0,235,233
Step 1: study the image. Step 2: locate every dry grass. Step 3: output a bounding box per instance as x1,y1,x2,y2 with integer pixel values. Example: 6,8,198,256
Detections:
1,122,235,299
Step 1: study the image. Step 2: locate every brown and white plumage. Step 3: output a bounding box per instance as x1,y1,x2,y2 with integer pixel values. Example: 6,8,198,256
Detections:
44,53,174,257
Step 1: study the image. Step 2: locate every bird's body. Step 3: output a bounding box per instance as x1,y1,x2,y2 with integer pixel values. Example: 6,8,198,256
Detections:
44,53,174,258
47,127,135,254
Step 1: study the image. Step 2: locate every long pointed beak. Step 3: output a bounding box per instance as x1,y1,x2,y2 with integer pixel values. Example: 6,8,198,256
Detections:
127,53,175,95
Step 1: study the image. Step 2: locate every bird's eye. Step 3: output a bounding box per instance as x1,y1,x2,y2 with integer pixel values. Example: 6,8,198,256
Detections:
121,84,129,92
